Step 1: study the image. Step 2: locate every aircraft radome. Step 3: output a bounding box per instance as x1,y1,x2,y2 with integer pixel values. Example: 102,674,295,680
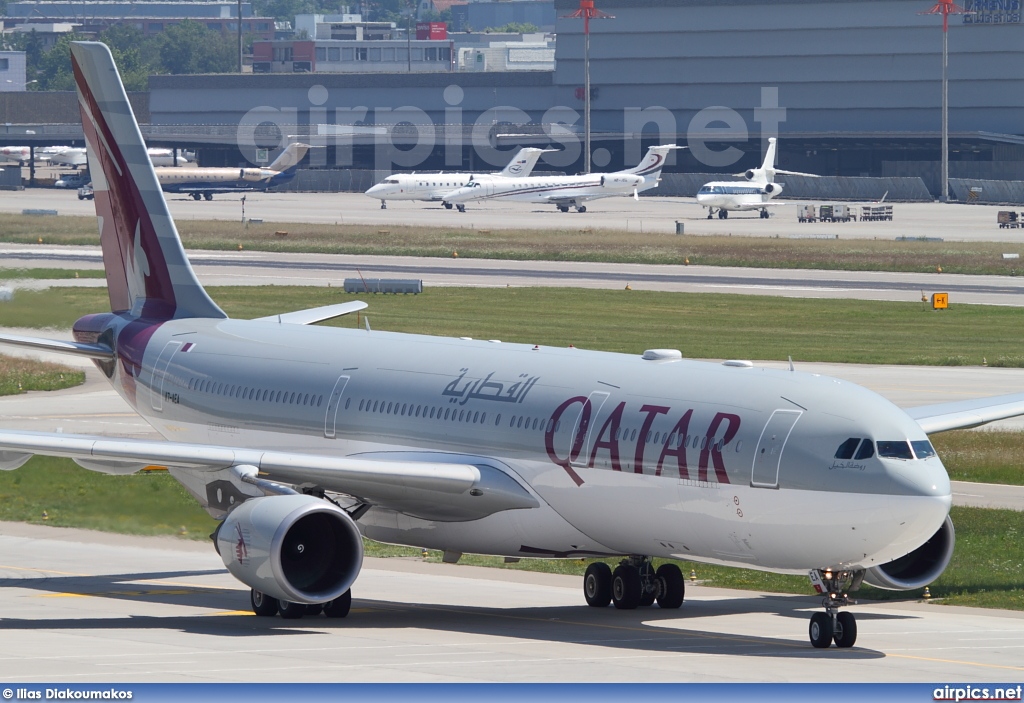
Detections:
3,43,1024,648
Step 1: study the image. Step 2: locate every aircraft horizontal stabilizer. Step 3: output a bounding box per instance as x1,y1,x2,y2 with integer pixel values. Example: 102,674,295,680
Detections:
906,393,1024,433
775,169,822,178
0,332,114,360
0,429,539,521
254,301,369,325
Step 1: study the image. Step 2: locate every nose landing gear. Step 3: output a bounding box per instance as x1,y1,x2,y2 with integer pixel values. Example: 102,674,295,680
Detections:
808,568,863,648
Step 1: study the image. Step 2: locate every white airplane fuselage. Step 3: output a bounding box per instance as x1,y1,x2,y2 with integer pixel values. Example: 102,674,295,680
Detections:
365,174,475,203
445,173,644,209
89,314,950,575
696,181,781,212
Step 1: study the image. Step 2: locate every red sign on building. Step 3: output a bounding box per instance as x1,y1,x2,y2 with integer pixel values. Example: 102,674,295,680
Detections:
416,21,447,40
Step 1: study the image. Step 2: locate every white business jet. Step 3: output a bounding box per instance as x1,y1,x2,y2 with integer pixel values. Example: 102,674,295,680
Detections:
6,43,1024,649
364,147,555,209
697,137,818,219
443,145,681,213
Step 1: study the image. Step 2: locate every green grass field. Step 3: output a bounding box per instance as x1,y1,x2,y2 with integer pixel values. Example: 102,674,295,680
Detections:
0,354,84,396
3,213,1024,275
5,284,1024,367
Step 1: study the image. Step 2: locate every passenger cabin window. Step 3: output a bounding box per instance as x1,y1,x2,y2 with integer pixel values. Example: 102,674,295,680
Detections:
877,441,914,460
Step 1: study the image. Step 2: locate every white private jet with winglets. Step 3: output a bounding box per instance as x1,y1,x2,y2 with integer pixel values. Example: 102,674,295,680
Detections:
5,43,1024,648
443,145,682,212
697,138,818,219
364,147,556,209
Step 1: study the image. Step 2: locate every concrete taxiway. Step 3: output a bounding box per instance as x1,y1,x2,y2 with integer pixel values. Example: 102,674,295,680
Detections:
0,521,1022,683
3,188,1024,242
3,243,1024,306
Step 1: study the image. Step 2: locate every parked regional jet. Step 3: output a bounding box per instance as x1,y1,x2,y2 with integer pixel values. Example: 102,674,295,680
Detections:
364,147,556,209
697,138,818,219
5,43,1024,648
156,143,308,200
443,145,681,212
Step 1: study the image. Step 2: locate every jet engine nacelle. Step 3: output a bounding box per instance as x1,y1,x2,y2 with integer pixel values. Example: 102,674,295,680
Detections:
863,516,954,590
763,182,782,196
239,168,272,182
216,494,363,604
743,169,757,181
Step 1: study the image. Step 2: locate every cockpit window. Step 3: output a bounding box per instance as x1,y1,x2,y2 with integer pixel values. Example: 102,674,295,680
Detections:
877,441,913,460
384,179,398,184
854,439,874,460
834,438,859,459
911,440,936,460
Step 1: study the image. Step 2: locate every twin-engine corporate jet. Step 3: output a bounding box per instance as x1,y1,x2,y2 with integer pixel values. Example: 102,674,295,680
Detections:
364,147,555,209
157,143,308,201
4,43,1024,648
696,138,818,219
443,145,681,213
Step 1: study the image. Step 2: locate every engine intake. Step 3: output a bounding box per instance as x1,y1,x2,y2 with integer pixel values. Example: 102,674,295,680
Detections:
863,516,955,590
764,183,782,195
217,494,363,604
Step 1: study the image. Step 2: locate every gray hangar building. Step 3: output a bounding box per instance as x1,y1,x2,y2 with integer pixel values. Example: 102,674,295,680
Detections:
148,0,1024,193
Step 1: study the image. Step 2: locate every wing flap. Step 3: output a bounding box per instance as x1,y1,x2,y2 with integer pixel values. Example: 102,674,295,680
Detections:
906,393,1024,434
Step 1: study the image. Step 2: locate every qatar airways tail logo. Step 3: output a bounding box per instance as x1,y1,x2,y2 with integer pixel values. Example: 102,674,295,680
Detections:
544,397,741,487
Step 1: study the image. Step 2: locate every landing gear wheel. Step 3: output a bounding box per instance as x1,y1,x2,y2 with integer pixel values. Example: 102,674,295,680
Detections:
611,564,642,610
707,210,714,220
718,209,729,219
443,202,453,210
456,204,466,213
558,206,569,213
809,611,833,648
577,206,587,213
833,611,857,648
381,201,387,209
191,192,201,201
655,564,685,609
250,589,278,617
639,590,656,606
277,599,305,620
305,603,324,616
324,590,352,618
583,562,612,608
204,193,213,201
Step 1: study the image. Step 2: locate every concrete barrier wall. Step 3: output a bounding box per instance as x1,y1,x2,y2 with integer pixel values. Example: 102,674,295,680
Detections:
282,169,933,202
949,179,1024,205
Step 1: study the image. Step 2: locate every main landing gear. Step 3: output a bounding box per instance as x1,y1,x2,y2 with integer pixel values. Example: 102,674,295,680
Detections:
380,200,387,209
456,204,466,213
583,556,685,610
250,588,352,620
808,568,861,648
759,208,770,219
707,209,729,220
443,202,453,209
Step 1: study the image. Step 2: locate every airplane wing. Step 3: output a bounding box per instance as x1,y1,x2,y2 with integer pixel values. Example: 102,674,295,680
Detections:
0,429,538,522
253,301,368,325
906,393,1024,434
775,169,821,178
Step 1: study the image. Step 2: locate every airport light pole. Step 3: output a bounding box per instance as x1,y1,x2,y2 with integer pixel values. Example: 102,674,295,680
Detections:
562,0,613,174
919,0,970,202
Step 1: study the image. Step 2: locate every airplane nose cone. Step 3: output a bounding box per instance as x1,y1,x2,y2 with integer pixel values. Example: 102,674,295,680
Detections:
365,185,381,197
887,456,951,500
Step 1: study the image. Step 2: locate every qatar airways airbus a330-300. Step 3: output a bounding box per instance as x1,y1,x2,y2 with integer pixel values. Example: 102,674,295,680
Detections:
3,42,1024,649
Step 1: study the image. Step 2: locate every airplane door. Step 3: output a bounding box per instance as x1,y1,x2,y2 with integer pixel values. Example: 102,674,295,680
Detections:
324,375,351,439
569,391,610,469
150,341,182,412
750,409,802,488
